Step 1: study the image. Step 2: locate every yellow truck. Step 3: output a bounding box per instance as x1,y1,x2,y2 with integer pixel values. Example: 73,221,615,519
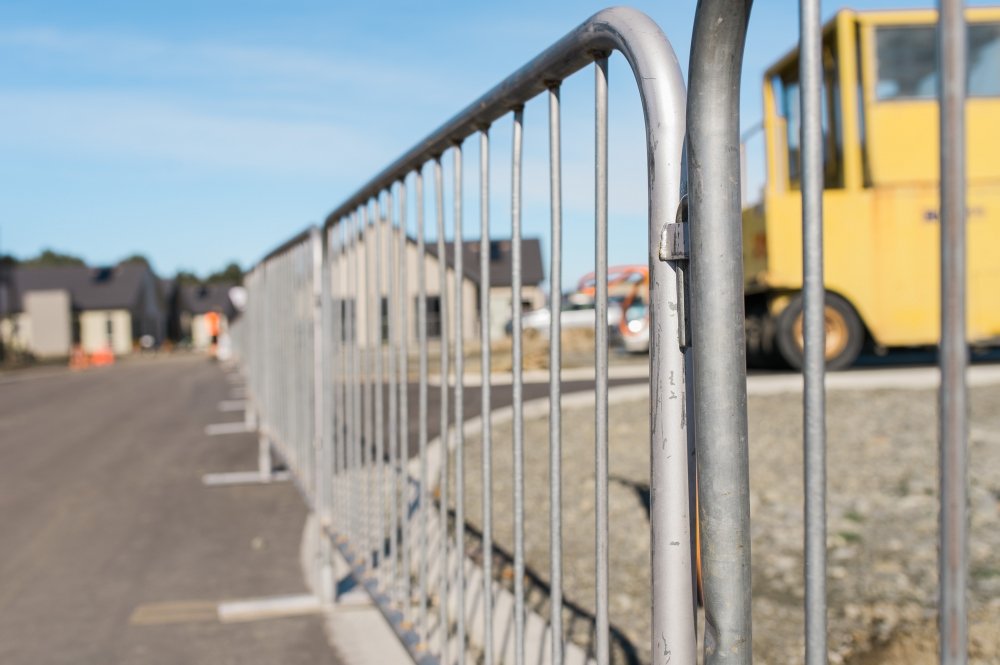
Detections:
744,7,1000,368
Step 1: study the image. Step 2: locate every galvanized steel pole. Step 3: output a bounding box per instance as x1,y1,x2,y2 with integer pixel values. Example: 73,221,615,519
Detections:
511,106,526,665
478,128,495,665
452,142,467,665
594,57,610,665
687,1,754,662
547,84,564,665
938,1,969,663
799,0,828,662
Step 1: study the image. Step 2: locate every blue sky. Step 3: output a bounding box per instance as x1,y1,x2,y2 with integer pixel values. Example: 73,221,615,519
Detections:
0,1,987,286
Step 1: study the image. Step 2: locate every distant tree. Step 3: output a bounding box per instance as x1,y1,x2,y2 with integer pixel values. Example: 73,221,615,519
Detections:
174,270,202,285
206,262,243,285
24,249,86,267
120,253,152,267
0,254,16,267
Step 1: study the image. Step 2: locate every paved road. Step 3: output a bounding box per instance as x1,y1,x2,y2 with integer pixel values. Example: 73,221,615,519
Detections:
353,376,646,459
0,356,338,665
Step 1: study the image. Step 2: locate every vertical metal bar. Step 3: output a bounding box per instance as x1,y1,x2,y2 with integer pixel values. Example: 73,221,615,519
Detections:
416,169,430,647
799,0,828,662
593,57,610,665
312,226,334,603
352,210,364,557
687,2,754,662
397,180,412,616
281,253,289,469
511,106,525,665
452,141,467,665
363,205,375,568
434,156,451,664
346,216,356,548
938,2,968,663
388,188,400,603
341,218,353,542
547,84,564,665
649,88,697,665
332,224,344,535
286,250,293,472
375,196,387,583
478,127,494,665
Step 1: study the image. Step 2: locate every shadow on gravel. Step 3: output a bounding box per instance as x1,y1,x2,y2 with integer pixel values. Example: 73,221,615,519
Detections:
446,506,643,665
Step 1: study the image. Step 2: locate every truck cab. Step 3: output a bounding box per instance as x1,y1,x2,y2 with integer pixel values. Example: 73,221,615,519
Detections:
745,7,1000,368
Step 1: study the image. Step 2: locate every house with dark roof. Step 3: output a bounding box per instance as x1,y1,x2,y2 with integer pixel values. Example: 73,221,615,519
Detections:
177,283,238,350
334,220,545,345
426,237,546,340
0,261,165,358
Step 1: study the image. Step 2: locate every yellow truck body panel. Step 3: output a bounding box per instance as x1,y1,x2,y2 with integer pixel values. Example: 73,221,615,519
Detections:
752,7,1000,349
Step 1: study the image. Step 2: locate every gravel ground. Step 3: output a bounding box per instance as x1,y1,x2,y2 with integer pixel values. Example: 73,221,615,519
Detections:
447,383,1000,664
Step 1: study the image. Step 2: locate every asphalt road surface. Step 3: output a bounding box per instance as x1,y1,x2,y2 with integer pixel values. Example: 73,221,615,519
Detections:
0,356,339,665
398,375,645,459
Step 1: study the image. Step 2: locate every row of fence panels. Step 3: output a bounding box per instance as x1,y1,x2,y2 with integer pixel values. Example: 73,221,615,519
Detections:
231,3,973,665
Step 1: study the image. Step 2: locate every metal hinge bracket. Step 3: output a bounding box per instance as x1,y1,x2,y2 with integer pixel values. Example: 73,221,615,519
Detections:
658,219,689,261
657,196,692,347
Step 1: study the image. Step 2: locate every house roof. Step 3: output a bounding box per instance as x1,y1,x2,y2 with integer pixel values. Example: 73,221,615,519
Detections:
1,262,153,314
180,282,237,318
425,238,544,288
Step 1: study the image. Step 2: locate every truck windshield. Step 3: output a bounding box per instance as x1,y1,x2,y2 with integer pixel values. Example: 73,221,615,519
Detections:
773,34,844,189
876,22,1000,100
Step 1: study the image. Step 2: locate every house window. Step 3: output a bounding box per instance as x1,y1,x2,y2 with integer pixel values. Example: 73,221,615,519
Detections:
418,295,442,339
380,297,390,342
334,298,355,342
489,240,504,261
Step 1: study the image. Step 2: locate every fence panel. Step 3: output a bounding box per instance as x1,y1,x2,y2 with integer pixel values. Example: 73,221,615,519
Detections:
231,2,973,664
237,7,692,665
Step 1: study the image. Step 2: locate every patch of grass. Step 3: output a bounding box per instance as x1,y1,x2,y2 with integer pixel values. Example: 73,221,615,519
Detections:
971,566,1000,581
844,510,865,523
839,531,863,544
894,478,911,497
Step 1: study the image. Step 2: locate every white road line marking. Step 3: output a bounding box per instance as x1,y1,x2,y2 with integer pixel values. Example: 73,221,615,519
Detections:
217,594,322,623
130,600,219,625
204,422,253,436
202,470,290,486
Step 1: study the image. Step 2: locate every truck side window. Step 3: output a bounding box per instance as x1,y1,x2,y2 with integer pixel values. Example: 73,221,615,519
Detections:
774,35,844,190
970,23,1000,96
876,23,1000,100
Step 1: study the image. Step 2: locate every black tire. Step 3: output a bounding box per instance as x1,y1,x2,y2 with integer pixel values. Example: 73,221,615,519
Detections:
775,292,864,371
745,294,781,368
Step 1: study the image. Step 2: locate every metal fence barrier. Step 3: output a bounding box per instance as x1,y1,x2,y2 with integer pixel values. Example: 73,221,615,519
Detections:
230,2,973,664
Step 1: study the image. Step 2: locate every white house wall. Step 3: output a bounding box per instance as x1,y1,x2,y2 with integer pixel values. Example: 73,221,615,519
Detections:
0,313,32,353
23,289,72,358
326,221,546,347
79,309,132,355
330,222,475,349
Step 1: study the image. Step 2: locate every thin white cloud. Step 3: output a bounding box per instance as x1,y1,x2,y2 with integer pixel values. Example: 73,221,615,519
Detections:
0,26,432,98
0,90,386,177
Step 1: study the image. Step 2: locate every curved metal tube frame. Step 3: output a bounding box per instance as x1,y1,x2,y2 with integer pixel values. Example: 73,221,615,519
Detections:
320,6,695,664
250,7,697,664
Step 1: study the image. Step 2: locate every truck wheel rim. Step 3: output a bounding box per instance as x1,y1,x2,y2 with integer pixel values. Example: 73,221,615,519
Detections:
793,306,850,360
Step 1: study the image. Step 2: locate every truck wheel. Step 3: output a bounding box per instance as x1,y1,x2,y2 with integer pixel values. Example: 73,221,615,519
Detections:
775,292,864,370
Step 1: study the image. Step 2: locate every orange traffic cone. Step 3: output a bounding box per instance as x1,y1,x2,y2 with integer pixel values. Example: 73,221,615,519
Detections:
68,345,90,370
91,346,115,367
